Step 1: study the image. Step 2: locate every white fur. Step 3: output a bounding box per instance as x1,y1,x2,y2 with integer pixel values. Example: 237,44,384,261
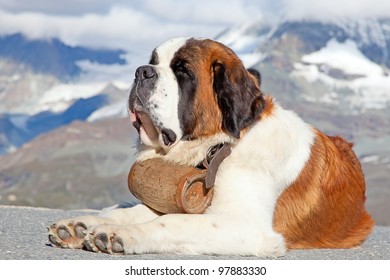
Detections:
136,132,232,165
147,37,188,148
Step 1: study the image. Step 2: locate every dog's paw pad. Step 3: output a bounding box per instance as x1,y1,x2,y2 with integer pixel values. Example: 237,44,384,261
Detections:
111,235,124,253
57,225,71,241
48,233,60,246
74,222,87,238
84,228,126,254
94,232,109,252
48,220,87,249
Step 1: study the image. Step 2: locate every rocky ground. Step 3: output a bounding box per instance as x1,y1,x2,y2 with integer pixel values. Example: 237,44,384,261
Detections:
0,205,389,260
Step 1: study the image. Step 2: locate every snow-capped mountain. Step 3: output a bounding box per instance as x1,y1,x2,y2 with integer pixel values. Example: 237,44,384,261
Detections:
294,38,390,110
0,34,131,154
218,18,390,112
0,82,129,154
0,33,127,80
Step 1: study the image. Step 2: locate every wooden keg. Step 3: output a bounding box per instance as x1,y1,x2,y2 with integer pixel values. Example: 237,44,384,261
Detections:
128,158,213,214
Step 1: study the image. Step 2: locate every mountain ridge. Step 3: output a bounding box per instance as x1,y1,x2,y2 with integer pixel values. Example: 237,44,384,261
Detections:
0,33,130,154
0,33,127,80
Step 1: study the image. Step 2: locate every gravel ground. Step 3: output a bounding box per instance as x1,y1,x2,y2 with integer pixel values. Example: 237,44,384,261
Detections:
0,205,389,260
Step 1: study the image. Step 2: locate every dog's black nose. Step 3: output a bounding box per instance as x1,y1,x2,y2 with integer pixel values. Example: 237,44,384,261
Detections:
135,65,156,80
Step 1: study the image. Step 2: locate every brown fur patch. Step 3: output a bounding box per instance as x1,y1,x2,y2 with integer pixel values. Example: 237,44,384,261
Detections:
260,96,275,119
273,129,374,248
173,39,225,138
174,39,267,139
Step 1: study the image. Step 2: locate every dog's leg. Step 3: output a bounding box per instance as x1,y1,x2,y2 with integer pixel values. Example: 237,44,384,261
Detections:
83,213,286,257
82,162,288,257
48,204,160,249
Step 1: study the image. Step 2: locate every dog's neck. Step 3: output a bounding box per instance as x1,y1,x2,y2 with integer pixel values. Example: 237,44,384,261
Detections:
135,132,234,166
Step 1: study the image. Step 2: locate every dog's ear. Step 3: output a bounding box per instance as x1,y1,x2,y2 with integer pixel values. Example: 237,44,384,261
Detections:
213,62,265,138
247,68,262,87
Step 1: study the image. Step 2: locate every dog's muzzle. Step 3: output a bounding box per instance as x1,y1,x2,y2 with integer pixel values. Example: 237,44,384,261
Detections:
129,65,178,147
134,65,157,103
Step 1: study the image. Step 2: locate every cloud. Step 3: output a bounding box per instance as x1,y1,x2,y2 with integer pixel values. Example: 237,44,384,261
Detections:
0,0,121,15
281,0,390,21
140,0,263,25
1,0,390,55
0,7,207,51
0,0,265,20
0,1,265,53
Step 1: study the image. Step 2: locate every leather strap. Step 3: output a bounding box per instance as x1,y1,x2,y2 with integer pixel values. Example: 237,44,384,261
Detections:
201,143,231,189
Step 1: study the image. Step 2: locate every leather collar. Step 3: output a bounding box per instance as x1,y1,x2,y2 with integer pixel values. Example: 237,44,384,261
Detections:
198,143,232,189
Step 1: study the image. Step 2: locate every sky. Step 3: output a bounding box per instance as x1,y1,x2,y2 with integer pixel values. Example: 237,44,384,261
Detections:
1,0,390,54
0,0,268,52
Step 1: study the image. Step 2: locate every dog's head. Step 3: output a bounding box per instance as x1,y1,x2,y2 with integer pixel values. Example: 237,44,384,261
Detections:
129,37,264,149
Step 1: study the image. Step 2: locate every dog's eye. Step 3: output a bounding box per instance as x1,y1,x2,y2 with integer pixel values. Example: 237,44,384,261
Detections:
173,61,188,74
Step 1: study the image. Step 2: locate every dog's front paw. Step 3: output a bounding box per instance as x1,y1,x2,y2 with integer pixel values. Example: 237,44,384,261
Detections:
84,225,131,254
48,215,110,249
48,219,88,249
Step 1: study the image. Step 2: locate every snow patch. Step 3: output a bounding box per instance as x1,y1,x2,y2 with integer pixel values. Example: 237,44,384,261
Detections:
361,155,381,163
38,83,107,113
293,39,390,110
87,102,128,122
361,154,390,166
302,39,383,76
217,21,267,68
239,52,266,68
76,52,138,85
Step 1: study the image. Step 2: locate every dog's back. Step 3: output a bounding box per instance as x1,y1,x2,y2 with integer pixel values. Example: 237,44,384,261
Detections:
273,130,374,249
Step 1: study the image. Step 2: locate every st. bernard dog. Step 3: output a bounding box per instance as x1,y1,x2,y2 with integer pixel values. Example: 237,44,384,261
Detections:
48,37,374,257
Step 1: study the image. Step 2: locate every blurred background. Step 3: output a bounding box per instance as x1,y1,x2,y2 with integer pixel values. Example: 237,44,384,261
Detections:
0,0,389,225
